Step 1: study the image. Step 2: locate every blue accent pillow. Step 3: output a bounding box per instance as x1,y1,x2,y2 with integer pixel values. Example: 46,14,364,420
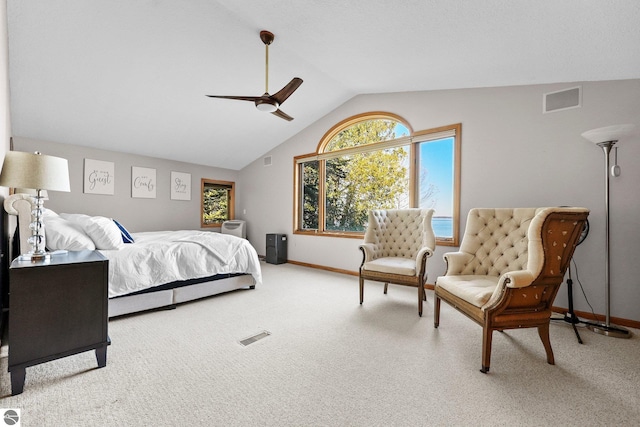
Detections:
113,219,135,243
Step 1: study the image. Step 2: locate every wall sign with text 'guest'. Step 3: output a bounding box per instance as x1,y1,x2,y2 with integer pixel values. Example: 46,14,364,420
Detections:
84,158,115,195
131,166,156,199
170,171,191,201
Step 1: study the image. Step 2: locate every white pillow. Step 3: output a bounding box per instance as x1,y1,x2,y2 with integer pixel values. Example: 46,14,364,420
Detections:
44,215,96,251
60,213,124,250
43,208,59,218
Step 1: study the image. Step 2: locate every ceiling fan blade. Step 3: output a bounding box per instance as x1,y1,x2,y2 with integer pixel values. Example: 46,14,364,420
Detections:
205,95,260,102
271,78,303,105
271,109,294,121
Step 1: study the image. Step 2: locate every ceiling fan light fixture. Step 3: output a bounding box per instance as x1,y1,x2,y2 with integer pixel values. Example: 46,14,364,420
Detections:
255,99,279,113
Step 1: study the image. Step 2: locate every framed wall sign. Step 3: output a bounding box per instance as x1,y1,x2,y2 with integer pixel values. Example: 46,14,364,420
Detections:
131,166,157,199
84,159,115,195
170,171,191,201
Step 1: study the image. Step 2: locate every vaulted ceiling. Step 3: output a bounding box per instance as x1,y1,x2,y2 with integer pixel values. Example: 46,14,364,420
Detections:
7,1,640,170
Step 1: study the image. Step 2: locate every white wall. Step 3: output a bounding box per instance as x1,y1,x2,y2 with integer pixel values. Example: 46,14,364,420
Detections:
238,79,640,322
1,0,9,198
12,137,238,232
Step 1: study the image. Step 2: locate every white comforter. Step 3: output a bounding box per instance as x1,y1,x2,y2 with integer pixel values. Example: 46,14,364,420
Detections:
100,230,262,298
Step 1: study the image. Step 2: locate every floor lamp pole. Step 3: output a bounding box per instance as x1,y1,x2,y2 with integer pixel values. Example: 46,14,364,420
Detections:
587,141,632,338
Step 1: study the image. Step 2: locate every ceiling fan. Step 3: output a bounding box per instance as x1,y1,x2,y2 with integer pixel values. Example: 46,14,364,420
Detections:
206,30,303,121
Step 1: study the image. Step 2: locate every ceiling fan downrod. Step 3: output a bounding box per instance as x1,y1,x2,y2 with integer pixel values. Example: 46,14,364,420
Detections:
260,30,274,94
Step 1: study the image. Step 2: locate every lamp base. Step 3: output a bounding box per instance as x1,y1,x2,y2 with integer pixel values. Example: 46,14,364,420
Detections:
18,252,51,262
587,322,633,339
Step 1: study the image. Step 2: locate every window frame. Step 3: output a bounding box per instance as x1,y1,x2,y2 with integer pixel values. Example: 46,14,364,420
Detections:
293,112,461,246
201,178,235,228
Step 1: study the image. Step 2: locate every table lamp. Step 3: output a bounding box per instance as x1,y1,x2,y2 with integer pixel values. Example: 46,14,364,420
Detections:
0,151,70,261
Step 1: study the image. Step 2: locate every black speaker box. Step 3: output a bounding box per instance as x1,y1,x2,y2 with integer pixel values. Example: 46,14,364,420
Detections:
266,234,287,265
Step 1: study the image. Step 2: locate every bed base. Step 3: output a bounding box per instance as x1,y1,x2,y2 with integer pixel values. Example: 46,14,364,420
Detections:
108,274,256,318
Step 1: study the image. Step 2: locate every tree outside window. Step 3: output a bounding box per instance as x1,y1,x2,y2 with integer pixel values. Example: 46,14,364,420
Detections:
201,179,235,227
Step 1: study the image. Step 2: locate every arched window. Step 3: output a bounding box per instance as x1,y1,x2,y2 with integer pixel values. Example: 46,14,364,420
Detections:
294,112,460,245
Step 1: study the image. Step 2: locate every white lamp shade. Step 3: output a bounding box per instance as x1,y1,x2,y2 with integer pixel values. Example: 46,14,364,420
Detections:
581,124,636,144
0,151,70,192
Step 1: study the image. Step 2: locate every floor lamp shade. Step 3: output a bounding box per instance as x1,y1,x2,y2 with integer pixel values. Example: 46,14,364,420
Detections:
581,124,635,145
580,124,635,339
0,151,70,261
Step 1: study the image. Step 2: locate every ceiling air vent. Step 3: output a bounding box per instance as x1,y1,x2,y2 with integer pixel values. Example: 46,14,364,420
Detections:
543,86,581,114
263,156,272,167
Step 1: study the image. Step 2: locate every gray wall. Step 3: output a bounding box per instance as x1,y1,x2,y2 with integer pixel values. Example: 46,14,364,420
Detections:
8,79,640,322
238,79,640,322
12,137,238,232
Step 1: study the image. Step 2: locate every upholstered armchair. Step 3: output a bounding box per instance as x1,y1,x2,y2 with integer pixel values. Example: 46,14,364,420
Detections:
359,208,436,316
434,207,589,373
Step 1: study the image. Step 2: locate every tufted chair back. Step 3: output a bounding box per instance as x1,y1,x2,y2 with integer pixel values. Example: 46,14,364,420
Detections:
364,209,436,260
453,208,541,277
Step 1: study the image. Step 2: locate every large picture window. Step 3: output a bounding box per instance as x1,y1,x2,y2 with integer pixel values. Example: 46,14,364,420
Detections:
294,113,460,245
201,179,235,228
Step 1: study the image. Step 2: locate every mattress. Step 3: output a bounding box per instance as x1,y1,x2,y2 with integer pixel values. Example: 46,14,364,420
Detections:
99,230,262,298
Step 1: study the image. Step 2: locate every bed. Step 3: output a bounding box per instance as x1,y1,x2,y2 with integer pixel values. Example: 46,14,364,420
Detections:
4,194,262,318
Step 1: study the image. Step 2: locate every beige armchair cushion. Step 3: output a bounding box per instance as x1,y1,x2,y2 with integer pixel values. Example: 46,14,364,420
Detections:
363,257,417,276
435,275,500,307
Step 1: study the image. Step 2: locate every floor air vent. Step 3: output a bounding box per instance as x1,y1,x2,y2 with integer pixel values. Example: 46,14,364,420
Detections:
239,331,271,346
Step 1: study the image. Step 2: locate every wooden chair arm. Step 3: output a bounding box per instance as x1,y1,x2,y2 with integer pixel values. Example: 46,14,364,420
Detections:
416,246,434,274
359,243,376,267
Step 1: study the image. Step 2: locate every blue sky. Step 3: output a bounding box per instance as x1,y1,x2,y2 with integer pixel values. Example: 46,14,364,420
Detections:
395,124,454,217
419,137,454,217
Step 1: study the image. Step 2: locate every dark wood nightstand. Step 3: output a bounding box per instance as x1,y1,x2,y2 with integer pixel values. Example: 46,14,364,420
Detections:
8,250,110,395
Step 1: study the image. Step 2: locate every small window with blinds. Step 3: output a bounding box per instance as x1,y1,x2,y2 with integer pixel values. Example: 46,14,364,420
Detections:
293,112,461,246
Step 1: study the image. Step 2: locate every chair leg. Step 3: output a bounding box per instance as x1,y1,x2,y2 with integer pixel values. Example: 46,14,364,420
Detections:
434,294,441,328
383,283,388,294
359,275,364,305
418,283,424,317
538,323,555,365
481,326,493,373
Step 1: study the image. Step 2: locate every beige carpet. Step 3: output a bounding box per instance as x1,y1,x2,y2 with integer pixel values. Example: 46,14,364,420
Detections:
1,262,639,426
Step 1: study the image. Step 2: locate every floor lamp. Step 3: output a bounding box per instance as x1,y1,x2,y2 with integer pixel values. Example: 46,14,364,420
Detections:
581,124,635,339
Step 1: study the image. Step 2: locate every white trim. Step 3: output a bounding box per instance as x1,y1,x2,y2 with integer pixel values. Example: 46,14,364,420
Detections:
296,128,456,164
